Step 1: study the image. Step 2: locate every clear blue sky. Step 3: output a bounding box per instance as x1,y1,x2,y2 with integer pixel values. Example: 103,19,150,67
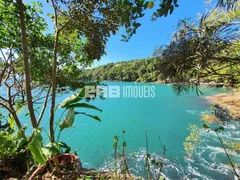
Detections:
24,0,214,66
98,0,210,66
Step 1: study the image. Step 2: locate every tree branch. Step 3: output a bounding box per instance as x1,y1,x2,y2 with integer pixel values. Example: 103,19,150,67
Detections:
0,102,22,130
37,85,51,126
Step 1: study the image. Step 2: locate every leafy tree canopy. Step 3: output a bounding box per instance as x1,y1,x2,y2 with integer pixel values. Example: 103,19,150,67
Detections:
154,2,240,94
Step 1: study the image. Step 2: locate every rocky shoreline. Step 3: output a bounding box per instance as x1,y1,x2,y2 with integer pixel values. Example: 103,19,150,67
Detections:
155,81,226,88
101,80,227,88
207,93,240,121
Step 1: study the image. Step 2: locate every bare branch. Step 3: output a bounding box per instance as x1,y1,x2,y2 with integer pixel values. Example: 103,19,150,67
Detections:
37,85,51,126
0,102,23,130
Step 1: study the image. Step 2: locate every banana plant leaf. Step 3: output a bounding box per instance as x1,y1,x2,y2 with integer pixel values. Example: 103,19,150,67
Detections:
75,112,101,122
67,103,102,112
28,128,46,165
42,142,60,156
58,88,85,108
59,108,76,130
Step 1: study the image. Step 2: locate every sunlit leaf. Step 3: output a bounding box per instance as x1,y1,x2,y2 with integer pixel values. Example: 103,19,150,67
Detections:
58,88,85,108
75,112,101,122
42,142,60,156
59,108,76,130
28,128,46,165
67,103,102,112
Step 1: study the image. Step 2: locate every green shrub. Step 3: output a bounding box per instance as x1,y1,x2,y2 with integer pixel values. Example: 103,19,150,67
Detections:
0,132,17,158
0,130,27,159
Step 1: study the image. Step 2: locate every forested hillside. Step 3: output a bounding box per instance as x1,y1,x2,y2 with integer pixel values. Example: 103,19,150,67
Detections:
84,58,161,82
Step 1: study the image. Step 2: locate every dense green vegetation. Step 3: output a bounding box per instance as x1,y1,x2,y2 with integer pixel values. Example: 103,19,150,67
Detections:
0,0,180,179
85,58,160,82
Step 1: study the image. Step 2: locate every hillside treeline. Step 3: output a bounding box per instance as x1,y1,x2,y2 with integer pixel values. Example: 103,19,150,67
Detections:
84,58,161,82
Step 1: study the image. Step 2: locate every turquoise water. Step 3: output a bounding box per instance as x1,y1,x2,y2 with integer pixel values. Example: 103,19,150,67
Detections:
56,82,240,179
4,82,240,179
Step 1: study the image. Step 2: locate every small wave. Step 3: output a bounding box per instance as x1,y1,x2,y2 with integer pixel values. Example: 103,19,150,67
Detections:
98,148,187,179
186,165,210,180
225,123,238,130
186,110,199,115
98,122,240,180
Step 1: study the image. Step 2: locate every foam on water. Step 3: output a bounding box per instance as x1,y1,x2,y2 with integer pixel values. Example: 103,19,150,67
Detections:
97,118,240,179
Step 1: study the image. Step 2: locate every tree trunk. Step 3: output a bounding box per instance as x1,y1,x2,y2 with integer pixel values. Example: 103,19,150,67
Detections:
17,0,37,128
49,0,59,142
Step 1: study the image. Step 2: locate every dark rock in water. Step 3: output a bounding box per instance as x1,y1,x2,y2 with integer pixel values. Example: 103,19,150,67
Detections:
215,83,225,88
200,82,225,88
214,105,234,121
208,93,240,121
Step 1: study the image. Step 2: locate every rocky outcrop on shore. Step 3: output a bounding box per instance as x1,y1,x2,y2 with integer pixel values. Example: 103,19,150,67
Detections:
200,82,225,88
207,93,240,121
154,80,226,88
